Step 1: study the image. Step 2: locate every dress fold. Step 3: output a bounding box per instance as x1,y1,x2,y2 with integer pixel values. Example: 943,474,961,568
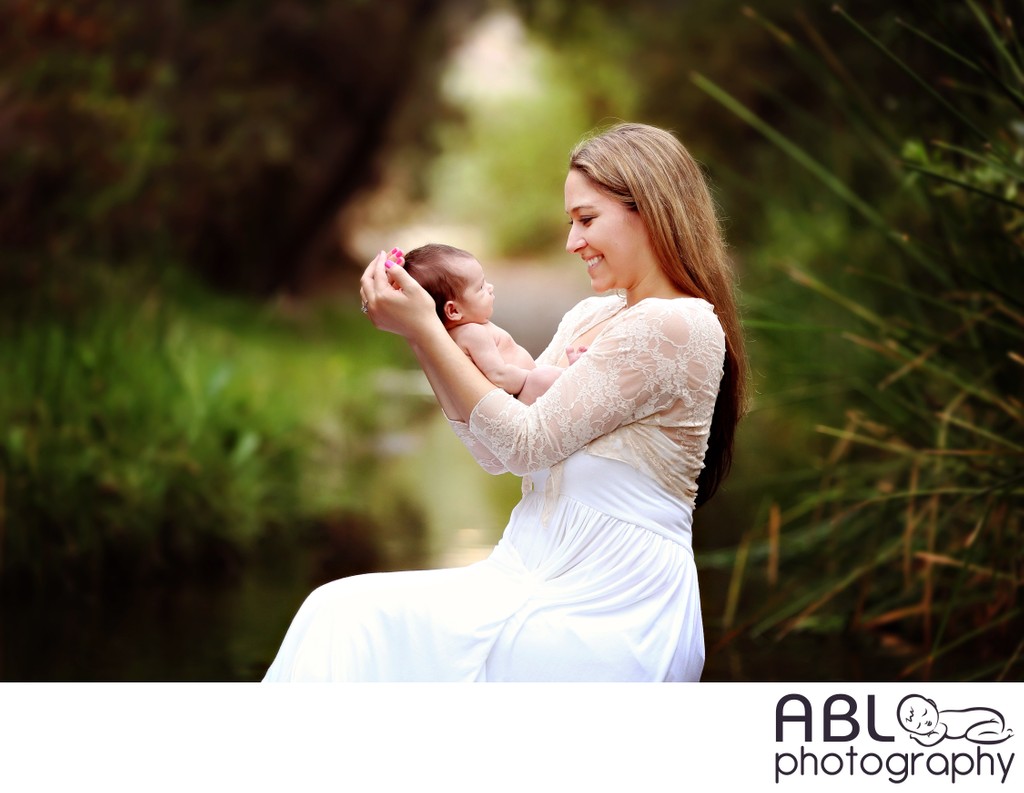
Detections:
263,453,703,682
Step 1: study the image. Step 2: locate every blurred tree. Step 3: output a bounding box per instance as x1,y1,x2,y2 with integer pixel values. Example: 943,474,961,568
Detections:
0,0,488,296
2,0,993,299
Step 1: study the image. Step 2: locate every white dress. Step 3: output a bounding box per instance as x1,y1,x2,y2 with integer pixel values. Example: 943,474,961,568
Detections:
263,295,725,682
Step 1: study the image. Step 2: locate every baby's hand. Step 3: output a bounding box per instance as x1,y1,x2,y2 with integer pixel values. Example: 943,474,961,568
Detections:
565,345,587,365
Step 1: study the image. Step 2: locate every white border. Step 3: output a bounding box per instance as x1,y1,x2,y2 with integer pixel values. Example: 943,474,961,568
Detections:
0,682,1020,791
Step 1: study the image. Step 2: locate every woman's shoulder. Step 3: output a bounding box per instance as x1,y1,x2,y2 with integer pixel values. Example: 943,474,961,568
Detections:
567,293,624,315
636,295,715,314
626,297,725,344
557,294,624,328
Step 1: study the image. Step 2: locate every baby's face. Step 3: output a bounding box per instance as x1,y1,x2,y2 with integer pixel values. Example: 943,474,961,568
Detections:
899,696,938,735
450,256,495,324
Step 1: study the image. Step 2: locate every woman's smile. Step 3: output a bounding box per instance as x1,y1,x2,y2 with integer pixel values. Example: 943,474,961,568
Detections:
564,168,669,303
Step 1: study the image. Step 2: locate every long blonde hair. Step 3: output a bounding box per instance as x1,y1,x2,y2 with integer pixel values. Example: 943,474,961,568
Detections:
569,122,748,507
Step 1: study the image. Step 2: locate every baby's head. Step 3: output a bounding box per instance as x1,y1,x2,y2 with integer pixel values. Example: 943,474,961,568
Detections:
403,243,495,329
897,695,939,736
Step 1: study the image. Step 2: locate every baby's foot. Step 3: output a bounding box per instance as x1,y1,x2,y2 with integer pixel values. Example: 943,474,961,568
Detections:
566,345,587,365
387,247,405,267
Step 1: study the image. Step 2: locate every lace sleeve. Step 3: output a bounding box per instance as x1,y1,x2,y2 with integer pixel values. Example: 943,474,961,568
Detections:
468,299,724,476
444,297,608,475
445,410,509,475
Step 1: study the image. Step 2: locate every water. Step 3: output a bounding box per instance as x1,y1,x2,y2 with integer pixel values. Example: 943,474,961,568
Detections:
0,407,521,682
0,560,305,682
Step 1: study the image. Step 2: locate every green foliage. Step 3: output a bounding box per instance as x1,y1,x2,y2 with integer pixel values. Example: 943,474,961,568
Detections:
7,0,1022,682
0,0,480,293
0,262,413,591
695,2,1023,681
425,11,638,256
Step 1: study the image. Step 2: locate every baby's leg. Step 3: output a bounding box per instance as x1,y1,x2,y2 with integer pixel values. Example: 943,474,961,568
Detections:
518,365,564,405
963,714,1014,744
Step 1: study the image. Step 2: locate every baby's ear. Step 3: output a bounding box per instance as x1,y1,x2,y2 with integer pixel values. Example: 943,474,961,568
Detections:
444,301,461,322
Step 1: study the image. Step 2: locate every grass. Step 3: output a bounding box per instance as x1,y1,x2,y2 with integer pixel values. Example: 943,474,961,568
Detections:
0,259,416,591
694,2,1023,681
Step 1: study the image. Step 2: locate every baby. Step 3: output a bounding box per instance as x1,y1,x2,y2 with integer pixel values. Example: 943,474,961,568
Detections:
897,694,1014,746
391,244,583,405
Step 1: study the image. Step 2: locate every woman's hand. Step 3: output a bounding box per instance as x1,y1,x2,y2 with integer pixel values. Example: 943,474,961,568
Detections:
359,249,439,341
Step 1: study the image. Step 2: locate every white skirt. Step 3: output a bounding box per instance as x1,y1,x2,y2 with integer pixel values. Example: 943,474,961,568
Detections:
262,451,704,682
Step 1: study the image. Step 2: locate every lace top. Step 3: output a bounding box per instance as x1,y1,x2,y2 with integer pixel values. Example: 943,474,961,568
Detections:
448,294,725,509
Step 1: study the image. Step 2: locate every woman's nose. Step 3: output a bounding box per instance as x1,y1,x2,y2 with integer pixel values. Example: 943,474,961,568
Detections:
566,227,585,254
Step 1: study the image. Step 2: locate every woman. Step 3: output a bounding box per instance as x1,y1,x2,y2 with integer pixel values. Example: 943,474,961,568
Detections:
263,122,747,682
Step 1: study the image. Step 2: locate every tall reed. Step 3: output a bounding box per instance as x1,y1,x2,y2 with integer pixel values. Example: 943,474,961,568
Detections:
695,2,1022,680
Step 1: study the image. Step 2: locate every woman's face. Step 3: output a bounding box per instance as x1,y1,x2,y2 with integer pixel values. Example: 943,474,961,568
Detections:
564,168,661,301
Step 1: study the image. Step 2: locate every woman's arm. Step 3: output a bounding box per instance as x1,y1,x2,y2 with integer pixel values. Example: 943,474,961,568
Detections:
446,418,509,474
468,301,725,475
359,252,500,422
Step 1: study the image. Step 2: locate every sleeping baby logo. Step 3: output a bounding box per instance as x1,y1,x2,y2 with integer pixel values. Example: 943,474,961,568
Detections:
898,694,1014,747
774,691,1017,786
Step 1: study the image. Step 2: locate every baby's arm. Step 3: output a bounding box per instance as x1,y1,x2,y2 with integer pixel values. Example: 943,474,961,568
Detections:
452,324,531,396
909,723,947,746
517,347,587,405
517,365,562,405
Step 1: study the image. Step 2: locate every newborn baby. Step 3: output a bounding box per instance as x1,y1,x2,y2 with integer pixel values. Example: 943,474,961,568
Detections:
395,244,583,405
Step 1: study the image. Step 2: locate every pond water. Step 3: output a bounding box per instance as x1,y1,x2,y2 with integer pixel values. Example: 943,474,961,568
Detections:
0,405,909,683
